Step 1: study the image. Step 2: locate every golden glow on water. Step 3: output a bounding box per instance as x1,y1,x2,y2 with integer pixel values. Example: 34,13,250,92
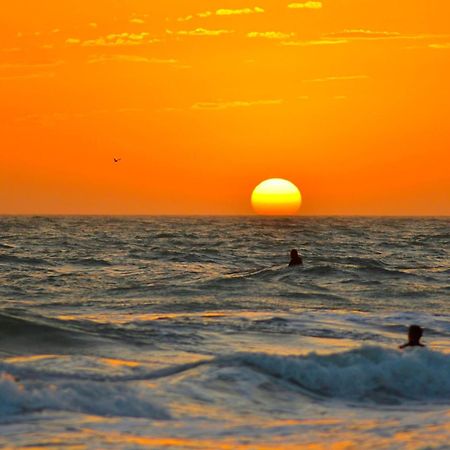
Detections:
8,410,450,449
5,354,58,364
100,358,140,368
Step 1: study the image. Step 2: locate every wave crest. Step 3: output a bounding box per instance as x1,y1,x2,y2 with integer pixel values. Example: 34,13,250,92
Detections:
233,347,450,404
0,372,170,419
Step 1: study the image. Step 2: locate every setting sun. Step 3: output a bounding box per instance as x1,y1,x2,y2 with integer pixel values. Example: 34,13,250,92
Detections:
251,178,302,215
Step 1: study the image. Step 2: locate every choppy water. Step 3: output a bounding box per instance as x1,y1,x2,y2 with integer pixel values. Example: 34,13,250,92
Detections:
0,216,449,449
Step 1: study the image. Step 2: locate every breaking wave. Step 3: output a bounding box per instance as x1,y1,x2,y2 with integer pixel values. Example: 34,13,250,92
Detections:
0,372,170,419
232,347,450,404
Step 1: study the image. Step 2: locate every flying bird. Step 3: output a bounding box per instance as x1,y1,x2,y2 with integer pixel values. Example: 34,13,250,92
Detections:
114,158,122,163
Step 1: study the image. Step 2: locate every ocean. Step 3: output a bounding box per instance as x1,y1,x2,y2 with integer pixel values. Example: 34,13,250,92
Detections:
0,216,449,449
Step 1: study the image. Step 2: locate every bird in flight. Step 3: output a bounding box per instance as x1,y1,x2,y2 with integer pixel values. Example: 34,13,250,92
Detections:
114,158,122,163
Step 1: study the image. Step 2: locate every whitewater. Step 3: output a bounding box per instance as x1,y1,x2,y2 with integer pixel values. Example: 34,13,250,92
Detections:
0,216,449,449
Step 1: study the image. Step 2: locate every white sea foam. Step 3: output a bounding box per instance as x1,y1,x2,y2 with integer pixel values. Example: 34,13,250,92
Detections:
235,346,450,403
0,372,170,419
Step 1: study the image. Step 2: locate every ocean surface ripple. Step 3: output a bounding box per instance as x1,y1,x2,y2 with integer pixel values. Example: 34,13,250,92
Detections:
0,216,449,449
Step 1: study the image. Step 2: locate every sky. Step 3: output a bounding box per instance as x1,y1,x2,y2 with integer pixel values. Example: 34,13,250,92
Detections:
1,0,449,215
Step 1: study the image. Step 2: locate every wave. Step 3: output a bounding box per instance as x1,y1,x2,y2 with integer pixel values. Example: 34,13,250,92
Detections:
67,258,112,267
0,372,170,419
0,243,15,249
0,254,48,266
0,312,98,353
7,346,446,406
1,347,449,418
0,311,205,350
231,347,450,404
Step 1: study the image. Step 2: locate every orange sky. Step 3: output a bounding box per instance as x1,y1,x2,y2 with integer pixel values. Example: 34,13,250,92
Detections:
1,0,449,215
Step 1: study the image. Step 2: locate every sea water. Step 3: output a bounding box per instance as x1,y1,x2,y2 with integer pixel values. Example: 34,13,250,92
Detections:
0,216,449,449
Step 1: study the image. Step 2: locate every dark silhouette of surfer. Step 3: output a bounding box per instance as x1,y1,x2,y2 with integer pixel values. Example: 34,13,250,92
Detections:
289,249,303,267
114,158,122,163
399,325,425,349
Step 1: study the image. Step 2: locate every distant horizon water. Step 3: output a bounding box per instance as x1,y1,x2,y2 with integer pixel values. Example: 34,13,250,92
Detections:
1,213,450,217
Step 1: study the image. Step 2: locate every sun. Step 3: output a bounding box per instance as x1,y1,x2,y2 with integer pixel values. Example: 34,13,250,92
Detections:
251,178,302,216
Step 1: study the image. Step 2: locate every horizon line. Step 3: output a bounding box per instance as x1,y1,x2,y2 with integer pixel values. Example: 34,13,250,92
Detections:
0,214,449,218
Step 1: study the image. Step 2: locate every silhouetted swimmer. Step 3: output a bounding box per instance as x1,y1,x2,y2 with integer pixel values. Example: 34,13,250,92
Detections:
399,325,425,349
289,249,303,267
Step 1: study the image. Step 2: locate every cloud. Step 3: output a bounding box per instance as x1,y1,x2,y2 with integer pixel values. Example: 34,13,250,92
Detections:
192,99,283,110
66,33,160,47
130,18,145,24
167,28,234,37
177,15,193,22
247,31,295,40
177,6,264,21
196,12,212,18
428,43,450,49
302,75,369,82
281,39,348,46
326,30,450,43
288,1,322,9
216,7,265,15
87,55,178,65
177,14,210,22
66,38,81,44
326,29,402,39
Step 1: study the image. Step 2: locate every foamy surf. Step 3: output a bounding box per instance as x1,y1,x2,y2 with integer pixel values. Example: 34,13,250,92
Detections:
230,347,450,404
0,372,170,419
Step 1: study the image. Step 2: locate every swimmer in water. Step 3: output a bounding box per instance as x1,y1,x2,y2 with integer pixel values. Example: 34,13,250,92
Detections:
399,325,425,349
289,249,303,267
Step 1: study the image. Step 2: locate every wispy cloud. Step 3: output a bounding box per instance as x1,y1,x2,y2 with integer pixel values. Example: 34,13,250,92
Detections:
288,2,322,9
326,30,450,43
192,99,283,110
167,28,234,37
66,38,81,44
66,33,160,47
428,43,450,49
303,75,369,82
281,39,348,46
87,55,178,65
177,13,208,22
247,31,295,40
130,18,145,24
327,29,402,39
216,7,265,16
177,7,264,22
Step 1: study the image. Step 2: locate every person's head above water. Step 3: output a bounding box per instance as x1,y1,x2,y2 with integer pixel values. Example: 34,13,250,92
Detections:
400,325,425,348
408,325,423,344
289,248,303,266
